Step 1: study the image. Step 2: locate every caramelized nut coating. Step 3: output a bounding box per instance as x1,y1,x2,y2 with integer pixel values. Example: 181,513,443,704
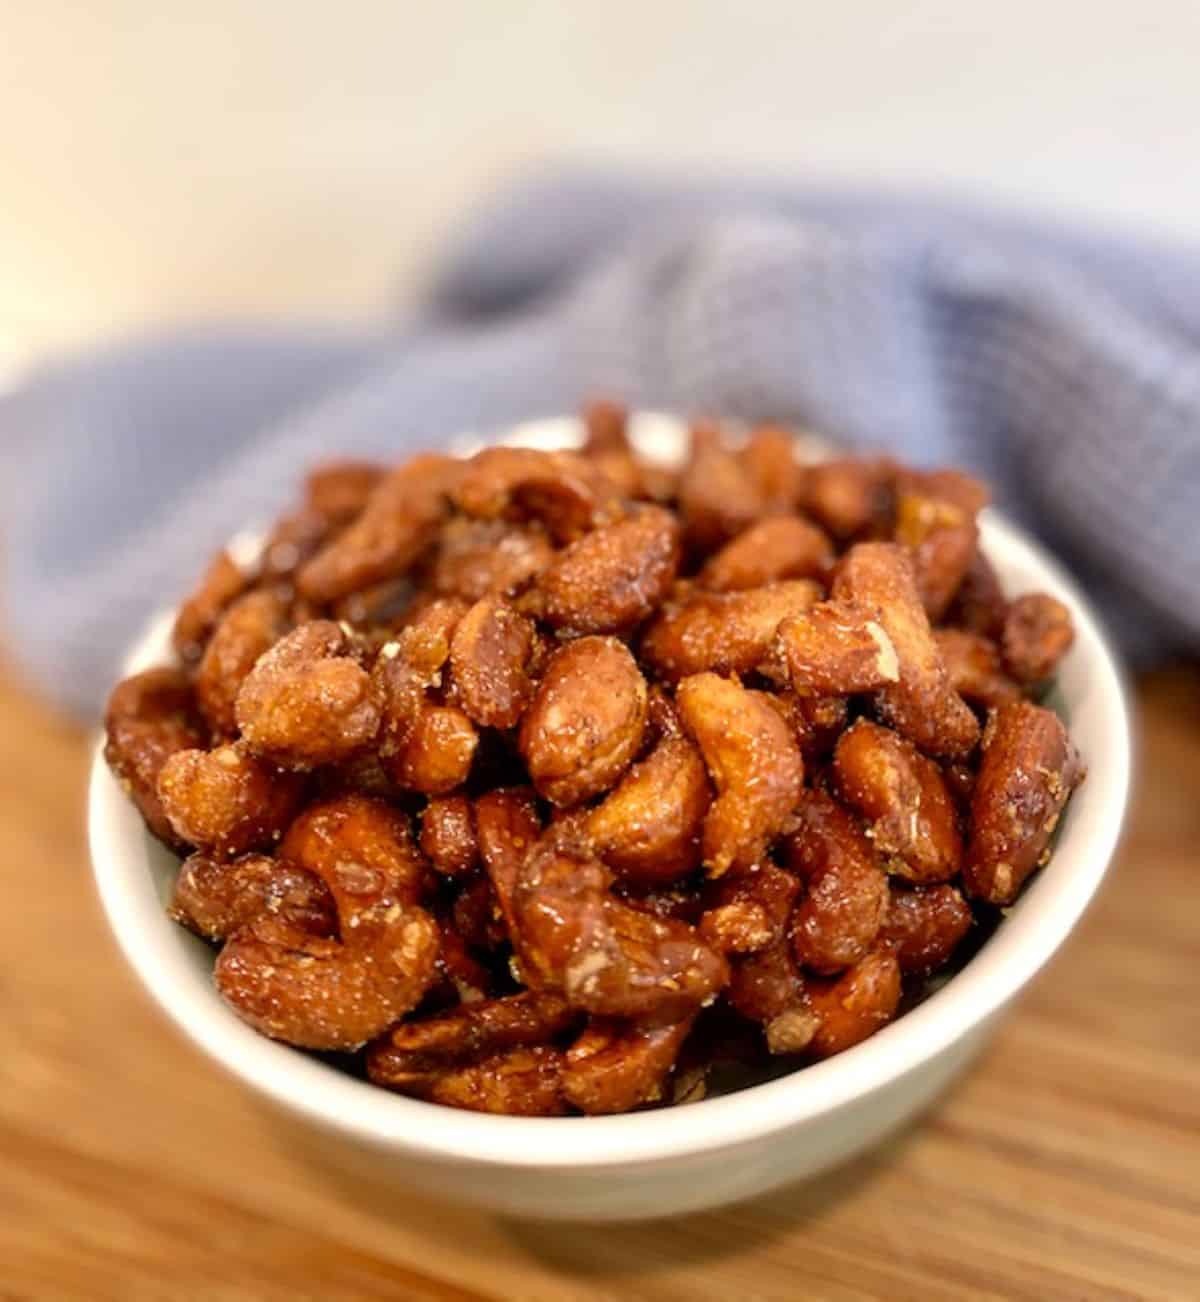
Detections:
893,468,988,621
260,508,333,584
454,446,618,542
676,673,804,876
475,787,542,938
784,791,888,974
112,406,1085,1114
586,732,711,885
934,628,1021,710
807,948,902,1058
104,667,208,847
533,505,681,634
172,549,249,662
369,991,575,1067
371,1043,567,1115
1002,592,1075,685
947,548,1009,638
513,840,727,1018
303,459,383,523
236,621,380,769
390,705,478,794
833,719,963,883
430,517,554,601
700,516,832,592
419,795,479,878
740,426,806,512
448,595,536,729
581,397,628,450
800,457,893,540
195,588,290,734
726,941,816,1055
775,601,900,697
371,598,467,760
279,794,431,908
158,744,304,858
677,423,765,550
216,904,439,1052
641,581,821,681
700,862,800,956
562,1013,695,1114
169,852,335,942
216,795,439,1049
518,636,648,806
834,543,980,757
792,694,851,761
451,874,508,955
297,453,456,603
433,927,493,1005
880,883,973,975
964,701,1084,905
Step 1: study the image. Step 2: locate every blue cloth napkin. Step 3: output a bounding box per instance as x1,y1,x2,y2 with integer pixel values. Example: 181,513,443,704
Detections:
3,166,1198,718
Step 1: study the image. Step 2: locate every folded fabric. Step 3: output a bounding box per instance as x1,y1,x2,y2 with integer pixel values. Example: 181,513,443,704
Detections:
3,165,1198,718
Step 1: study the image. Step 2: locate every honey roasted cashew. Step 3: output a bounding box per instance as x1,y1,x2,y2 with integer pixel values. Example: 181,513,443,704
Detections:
215,794,439,1050
675,672,804,877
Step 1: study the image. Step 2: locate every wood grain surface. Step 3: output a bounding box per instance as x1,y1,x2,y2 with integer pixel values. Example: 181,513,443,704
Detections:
1,653,1197,1302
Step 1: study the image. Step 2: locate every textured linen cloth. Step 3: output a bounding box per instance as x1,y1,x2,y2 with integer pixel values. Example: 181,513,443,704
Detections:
3,166,1198,717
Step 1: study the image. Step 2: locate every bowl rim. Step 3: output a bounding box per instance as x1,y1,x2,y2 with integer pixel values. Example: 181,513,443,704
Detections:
89,412,1132,1169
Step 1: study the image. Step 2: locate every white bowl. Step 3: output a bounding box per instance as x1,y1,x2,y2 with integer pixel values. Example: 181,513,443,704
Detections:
88,413,1132,1221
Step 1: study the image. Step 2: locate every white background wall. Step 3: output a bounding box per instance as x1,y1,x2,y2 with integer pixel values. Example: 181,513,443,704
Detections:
2,2,1199,360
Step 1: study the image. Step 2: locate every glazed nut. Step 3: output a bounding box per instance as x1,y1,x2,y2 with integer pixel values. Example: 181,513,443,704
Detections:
783,790,889,974
518,637,648,807
641,581,821,682
677,423,767,549
297,453,456,603
419,794,479,878
806,948,902,1058
676,673,804,877
833,542,980,758
585,732,711,885
699,862,800,956
447,595,536,729
157,744,304,859
963,700,1084,905
893,468,988,621
235,620,381,770
799,457,893,540
512,839,728,1019
1002,592,1075,684
700,515,833,592
775,601,899,697
475,787,542,940
739,426,806,512
369,990,575,1067
169,852,335,942
369,1043,567,1115
103,667,208,847
533,504,681,634
880,883,973,975
833,718,962,883
389,705,479,796
171,548,250,662
562,1013,695,1114
216,795,440,1049
195,587,290,735
453,446,619,542
934,628,1021,711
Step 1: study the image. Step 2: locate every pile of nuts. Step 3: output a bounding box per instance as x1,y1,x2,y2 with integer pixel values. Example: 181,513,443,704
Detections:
104,404,1083,1115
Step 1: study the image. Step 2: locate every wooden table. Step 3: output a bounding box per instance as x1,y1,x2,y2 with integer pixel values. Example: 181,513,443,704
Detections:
2,654,1197,1301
